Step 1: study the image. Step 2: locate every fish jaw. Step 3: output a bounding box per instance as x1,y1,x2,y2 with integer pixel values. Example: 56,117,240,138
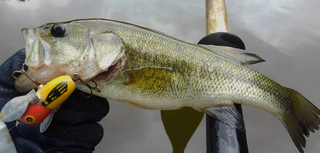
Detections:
14,59,121,93
15,28,64,92
14,65,66,92
21,28,54,67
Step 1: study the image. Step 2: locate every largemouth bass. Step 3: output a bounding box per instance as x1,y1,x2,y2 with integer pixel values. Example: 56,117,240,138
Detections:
14,19,320,152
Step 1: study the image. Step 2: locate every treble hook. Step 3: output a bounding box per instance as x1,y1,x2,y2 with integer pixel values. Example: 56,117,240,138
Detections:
73,73,101,98
12,63,41,86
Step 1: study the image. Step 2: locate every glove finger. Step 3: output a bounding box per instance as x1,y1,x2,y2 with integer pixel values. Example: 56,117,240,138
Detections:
53,90,109,124
0,49,26,89
41,121,104,152
14,137,44,153
0,49,26,108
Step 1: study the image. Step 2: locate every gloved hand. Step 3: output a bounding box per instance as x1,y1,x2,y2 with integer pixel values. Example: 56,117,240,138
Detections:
0,49,109,153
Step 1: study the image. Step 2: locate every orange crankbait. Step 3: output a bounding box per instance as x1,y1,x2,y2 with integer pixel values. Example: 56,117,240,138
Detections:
0,75,75,132
20,75,76,125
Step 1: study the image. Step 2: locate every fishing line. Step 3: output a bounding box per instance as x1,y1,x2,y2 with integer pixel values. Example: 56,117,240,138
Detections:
0,120,21,142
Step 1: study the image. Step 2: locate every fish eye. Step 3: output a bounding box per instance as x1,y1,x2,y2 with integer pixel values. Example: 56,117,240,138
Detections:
50,24,66,38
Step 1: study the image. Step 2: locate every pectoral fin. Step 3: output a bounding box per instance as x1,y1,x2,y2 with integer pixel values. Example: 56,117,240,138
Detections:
202,105,246,132
200,45,265,65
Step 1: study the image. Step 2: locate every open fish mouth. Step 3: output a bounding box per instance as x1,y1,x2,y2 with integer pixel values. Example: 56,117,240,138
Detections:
15,28,62,92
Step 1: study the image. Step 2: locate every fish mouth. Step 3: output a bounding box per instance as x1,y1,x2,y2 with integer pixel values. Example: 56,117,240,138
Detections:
21,28,36,56
22,28,55,67
15,28,62,92
21,28,43,67
14,65,66,92
14,60,120,92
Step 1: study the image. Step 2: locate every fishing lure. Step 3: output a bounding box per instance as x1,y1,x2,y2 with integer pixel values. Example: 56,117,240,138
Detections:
0,75,76,132
0,62,100,133
21,75,76,124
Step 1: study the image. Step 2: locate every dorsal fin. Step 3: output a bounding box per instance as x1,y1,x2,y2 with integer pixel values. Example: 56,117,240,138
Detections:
200,45,265,65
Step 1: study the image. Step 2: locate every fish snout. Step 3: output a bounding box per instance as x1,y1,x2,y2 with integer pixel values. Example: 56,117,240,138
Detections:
21,28,46,68
21,28,36,53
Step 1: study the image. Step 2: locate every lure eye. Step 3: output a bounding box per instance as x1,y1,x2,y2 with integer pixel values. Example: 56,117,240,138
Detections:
24,115,35,123
50,24,66,38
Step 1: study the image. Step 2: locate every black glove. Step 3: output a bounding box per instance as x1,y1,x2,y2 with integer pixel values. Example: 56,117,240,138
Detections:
0,49,109,153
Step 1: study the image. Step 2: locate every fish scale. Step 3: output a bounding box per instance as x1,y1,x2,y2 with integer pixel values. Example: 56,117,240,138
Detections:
111,25,289,116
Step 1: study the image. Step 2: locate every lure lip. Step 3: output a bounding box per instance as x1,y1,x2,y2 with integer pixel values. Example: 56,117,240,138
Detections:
0,89,39,123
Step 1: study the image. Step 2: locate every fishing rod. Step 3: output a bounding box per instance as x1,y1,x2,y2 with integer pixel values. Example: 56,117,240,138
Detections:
202,0,249,152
